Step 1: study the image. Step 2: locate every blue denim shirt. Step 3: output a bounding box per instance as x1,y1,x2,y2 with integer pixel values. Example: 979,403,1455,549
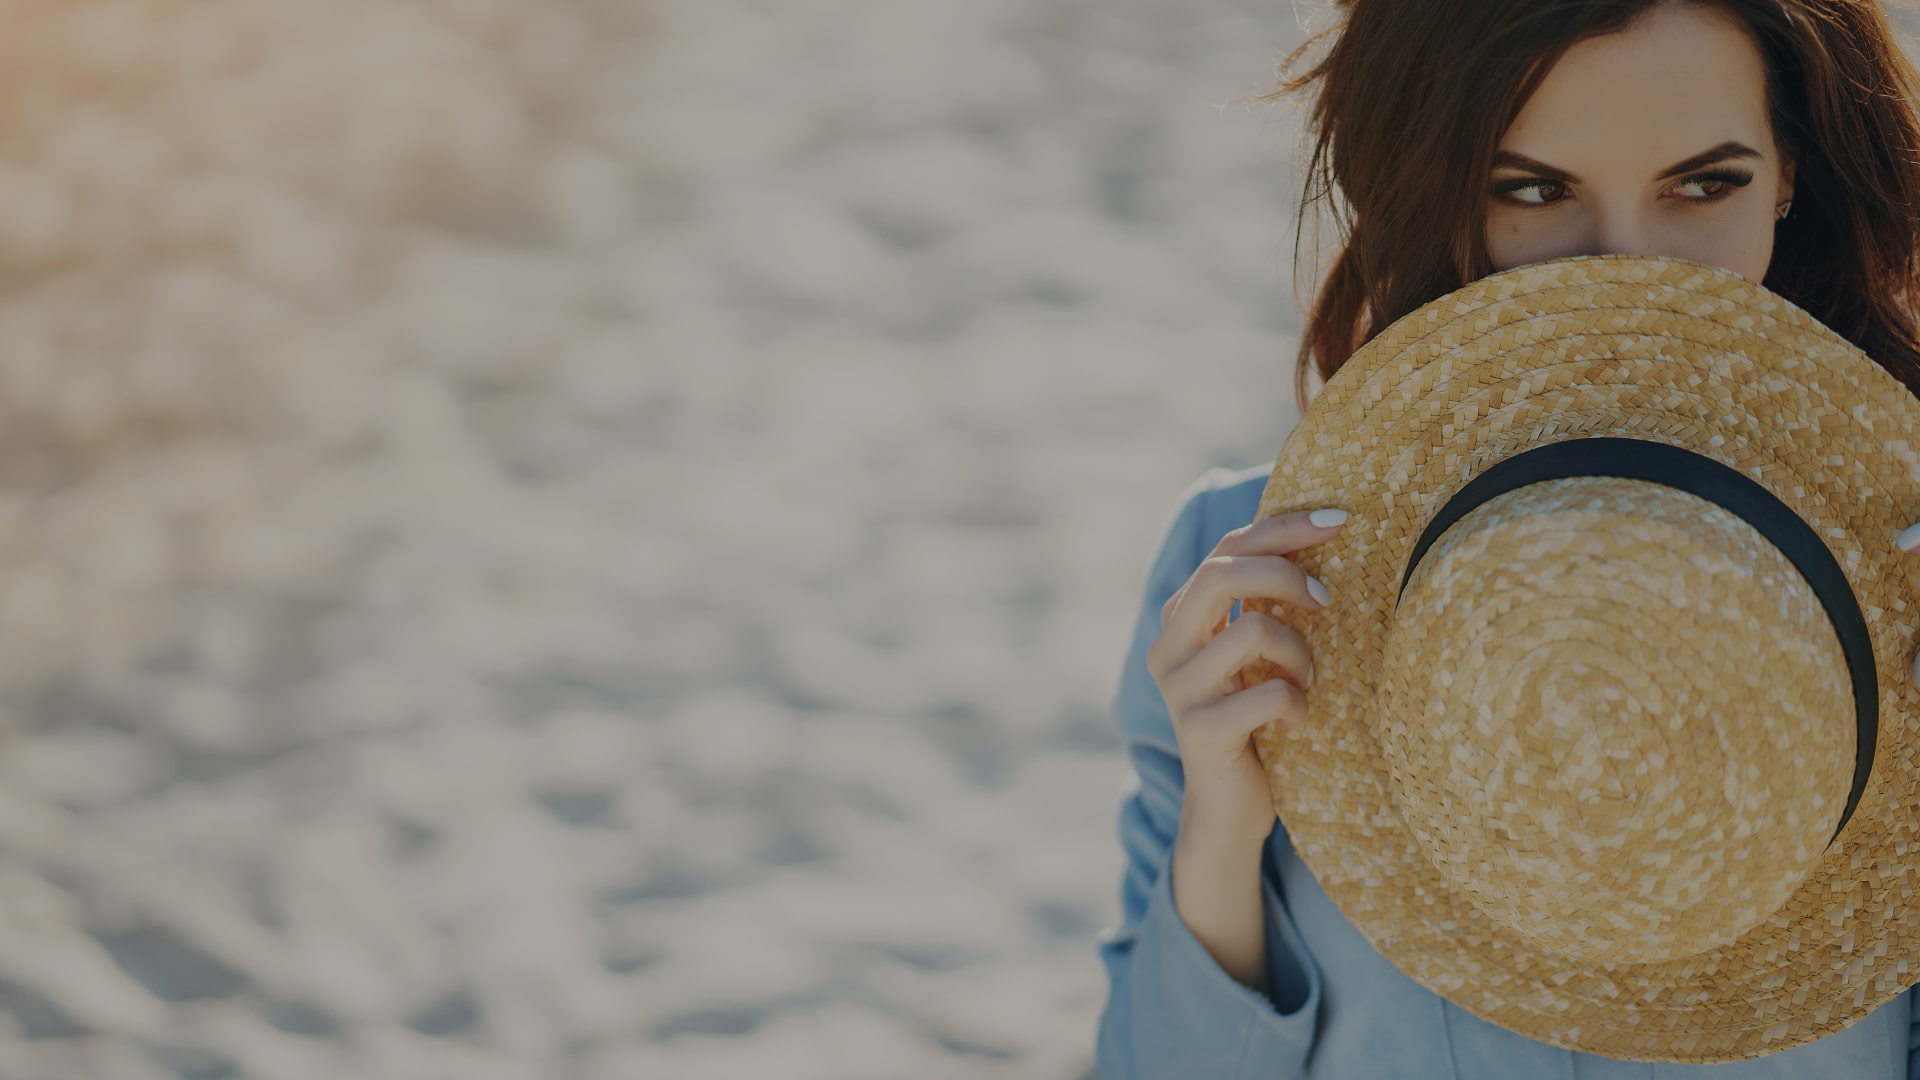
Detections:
1094,462,1920,1079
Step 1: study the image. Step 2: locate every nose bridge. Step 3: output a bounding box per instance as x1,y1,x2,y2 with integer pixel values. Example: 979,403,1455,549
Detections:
1591,193,1648,257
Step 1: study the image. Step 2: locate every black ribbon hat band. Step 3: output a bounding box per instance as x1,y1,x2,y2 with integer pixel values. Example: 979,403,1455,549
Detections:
1394,437,1878,847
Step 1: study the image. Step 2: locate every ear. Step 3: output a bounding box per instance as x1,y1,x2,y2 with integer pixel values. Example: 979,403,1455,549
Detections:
1779,156,1795,202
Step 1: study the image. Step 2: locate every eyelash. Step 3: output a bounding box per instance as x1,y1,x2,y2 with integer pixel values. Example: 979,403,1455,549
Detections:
1490,169,1755,207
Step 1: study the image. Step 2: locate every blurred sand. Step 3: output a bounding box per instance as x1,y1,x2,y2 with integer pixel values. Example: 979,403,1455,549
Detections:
0,0,1336,1077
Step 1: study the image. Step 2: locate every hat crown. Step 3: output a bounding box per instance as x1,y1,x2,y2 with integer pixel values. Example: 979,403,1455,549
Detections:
1376,476,1854,964
1247,253,1920,1058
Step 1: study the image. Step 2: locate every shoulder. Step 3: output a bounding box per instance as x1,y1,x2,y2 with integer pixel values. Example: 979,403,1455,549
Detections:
1170,461,1272,555
1140,460,1274,600
1114,460,1276,746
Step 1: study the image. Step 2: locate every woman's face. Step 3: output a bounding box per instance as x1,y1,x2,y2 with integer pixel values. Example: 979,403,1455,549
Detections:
1485,0,1795,283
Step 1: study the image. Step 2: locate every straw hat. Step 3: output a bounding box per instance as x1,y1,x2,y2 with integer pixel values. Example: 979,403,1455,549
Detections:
1242,252,1920,1063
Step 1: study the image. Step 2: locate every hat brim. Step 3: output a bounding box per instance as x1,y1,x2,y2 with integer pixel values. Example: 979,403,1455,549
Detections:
1244,253,1920,1062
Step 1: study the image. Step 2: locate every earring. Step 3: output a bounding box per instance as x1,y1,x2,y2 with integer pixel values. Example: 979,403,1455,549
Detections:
1775,199,1793,221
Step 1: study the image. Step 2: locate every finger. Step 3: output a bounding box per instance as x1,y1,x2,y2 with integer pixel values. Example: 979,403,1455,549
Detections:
1180,507,1342,636
1161,577,1190,631
1182,675,1308,743
1159,552,1330,661
1162,609,1314,708
1160,507,1347,630
1898,519,1920,552
1215,507,1349,559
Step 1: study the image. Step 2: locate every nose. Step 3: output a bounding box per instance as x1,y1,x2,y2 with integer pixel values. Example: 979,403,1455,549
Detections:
1589,201,1652,259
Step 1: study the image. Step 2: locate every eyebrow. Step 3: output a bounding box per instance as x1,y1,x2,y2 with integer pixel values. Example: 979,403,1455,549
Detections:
1490,140,1763,183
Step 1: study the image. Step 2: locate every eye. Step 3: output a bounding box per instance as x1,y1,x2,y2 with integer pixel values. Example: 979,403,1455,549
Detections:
1670,169,1754,200
1490,178,1567,206
1489,168,1757,208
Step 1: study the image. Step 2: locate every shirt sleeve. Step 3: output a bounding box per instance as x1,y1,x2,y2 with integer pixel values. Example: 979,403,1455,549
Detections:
1093,472,1324,1080
1907,987,1920,1079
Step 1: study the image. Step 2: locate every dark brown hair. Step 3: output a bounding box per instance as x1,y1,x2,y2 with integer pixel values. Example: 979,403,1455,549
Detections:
1268,0,1920,413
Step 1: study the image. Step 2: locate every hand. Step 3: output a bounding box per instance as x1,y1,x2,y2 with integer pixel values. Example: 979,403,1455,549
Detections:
1146,507,1346,847
1898,520,1920,686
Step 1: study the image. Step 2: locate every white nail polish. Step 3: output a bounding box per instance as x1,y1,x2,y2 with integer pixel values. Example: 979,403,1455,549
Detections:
1308,508,1348,529
1911,651,1920,687
1898,521,1920,552
1306,575,1332,606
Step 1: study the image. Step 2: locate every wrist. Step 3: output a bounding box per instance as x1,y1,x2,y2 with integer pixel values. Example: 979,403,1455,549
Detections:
1179,803,1275,853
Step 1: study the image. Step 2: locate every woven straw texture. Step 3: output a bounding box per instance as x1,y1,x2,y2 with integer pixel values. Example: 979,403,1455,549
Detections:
1383,478,1854,965
1241,253,1920,1062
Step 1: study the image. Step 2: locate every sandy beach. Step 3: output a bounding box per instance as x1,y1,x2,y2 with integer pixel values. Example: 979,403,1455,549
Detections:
0,0,1817,1076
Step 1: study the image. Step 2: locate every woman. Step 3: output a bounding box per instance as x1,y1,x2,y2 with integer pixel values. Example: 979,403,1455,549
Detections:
1096,0,1920,1076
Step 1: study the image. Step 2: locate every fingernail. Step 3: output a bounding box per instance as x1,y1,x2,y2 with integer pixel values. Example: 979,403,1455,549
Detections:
1898,522,1920,552
1911,651,1920,687
1306,575,1332,607
1306,660,1315,689
1308,508,1348,529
